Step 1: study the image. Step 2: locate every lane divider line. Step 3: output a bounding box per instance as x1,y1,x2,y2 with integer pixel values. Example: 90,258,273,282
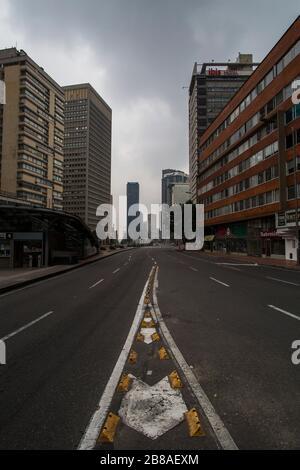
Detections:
190,267,198,272
209,277,230,288
268,304,300,321
266,277,299,286
152,268,238,450
0,311,54,342
216,262,258,267
78,267,154,450
89,279,104,289
113,268,121,274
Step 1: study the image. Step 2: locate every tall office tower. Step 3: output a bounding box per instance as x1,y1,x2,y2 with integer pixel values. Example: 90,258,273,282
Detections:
0,48,64,209
127,182,139,239
63,83,112,231
161,169,189,206
189,53,259,202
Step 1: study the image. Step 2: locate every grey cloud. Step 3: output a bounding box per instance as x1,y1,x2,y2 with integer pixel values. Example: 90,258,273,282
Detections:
3,0,300,206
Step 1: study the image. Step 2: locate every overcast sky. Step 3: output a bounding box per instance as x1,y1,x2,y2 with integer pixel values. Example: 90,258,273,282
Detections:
0,0,299,207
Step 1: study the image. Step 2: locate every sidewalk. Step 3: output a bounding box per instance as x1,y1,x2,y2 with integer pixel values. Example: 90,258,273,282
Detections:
0,248,133,293
202,250,300,269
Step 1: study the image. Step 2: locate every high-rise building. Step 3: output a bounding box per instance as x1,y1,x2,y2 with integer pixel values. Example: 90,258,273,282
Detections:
63,83,112,231
171,182,190,205
161,169,188,206
127,182,139,239
198,16,300,262
189,53,259,202
0,48,64,209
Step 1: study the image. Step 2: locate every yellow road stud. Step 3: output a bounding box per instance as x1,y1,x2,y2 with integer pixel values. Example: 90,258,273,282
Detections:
117,374,132,392
168,370,182,389
144,311,152,318
185,408,205,437
158,347,169,360
136,332,144,342
151,332,160,342
99,412,120,443
129,350,137,364
144,296,150,305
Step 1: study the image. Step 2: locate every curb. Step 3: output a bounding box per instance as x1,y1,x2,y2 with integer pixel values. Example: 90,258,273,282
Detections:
0,248,135,295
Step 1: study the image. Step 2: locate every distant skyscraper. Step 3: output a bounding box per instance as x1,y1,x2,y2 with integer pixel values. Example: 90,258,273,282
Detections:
189,53,259,202
63,83,112,231
161,169,188,206
127,182,139,239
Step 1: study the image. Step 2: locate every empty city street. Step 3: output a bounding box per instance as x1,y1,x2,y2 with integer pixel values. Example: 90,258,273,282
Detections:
0,247,299,450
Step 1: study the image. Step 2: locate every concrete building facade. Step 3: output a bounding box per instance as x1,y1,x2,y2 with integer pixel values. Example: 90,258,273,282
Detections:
63,83,112,231
189,53,259,202
198,17,300,262
0,48,64,210
171,182,190,205
161,169,188,206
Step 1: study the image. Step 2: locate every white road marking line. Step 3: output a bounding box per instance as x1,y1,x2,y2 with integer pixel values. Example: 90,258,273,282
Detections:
78,267,155,450
266,277,299,286
0,311,54,342
89,279,104,289
209,277,230,288
268,305,300,321
124,262,128,266
190,267,198,272
223,266,241,272
152,269,237,450
112,268,120,274
146,370,153,376
216,262,258,266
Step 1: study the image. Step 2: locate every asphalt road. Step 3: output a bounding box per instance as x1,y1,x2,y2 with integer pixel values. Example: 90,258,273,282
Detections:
0,246,299,449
